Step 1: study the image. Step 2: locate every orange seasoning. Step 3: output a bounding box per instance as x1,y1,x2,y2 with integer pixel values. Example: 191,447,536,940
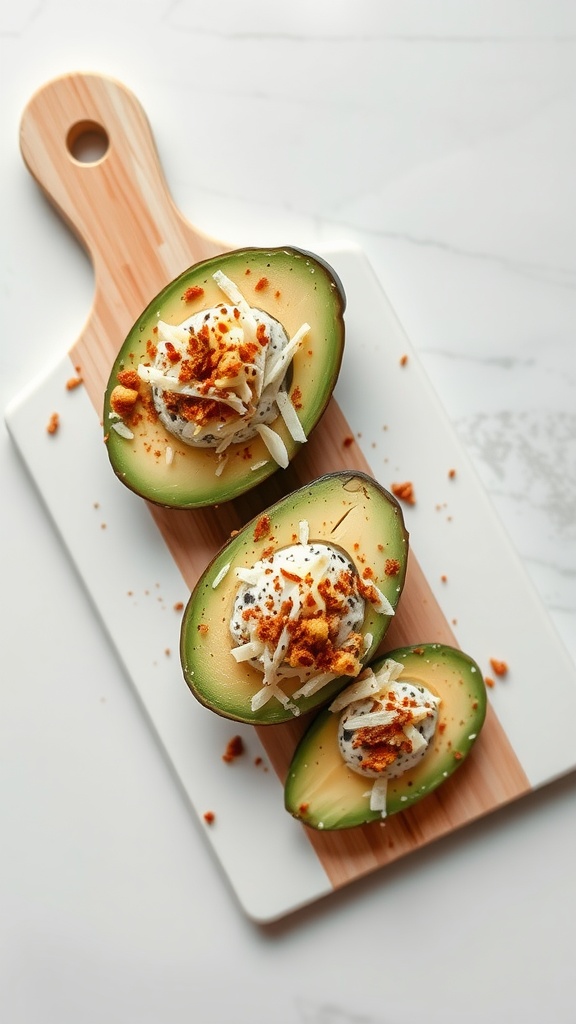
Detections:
384,559,401,577
253,514,271,542
255,276,269,292
291,386,303,410
222,735,245,763
46,412,59,435
391,481,415,505
183,285,205,302
490,658,508,677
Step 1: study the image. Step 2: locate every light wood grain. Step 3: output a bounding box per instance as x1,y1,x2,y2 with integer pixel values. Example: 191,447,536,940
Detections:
20,72,531,891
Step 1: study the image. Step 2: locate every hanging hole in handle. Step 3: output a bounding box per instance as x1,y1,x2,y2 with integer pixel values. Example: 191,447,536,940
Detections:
67,120,109,164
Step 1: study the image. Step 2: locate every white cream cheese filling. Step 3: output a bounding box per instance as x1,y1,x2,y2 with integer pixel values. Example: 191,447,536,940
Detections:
136,271,309,472
229,528,394,715
331,659,440,818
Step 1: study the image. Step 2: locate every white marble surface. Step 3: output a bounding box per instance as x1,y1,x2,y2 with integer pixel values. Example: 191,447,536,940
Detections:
1,2,575,1022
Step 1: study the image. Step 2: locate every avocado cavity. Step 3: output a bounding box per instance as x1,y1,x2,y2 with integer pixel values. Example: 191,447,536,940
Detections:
284,643,487,829
104,247,346,508
180,472,409,725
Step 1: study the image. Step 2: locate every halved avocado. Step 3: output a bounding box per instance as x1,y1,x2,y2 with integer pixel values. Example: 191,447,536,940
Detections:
180,471,409,725
103,246,345,508
284,643,487,828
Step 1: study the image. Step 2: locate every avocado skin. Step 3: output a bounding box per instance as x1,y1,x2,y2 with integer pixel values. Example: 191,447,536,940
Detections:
284,643,487,829
180,471,409,725
103,246,346,508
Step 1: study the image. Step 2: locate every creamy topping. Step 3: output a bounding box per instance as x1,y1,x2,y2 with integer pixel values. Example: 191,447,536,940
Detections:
229,530,394,715
331,658,440,817
135,271,309,472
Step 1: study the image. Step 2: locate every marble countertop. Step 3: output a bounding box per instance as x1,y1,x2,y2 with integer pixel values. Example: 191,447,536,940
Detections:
1,3,575,1023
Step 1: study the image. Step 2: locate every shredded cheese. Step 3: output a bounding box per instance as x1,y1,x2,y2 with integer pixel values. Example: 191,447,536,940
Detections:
229,534,391,715
334,663,441,818
133,271,310,478
111,420,134,440
212,563,231,589
256,423,289,468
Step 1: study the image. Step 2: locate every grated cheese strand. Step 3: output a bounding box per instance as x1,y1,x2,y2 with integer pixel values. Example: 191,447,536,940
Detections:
256,423,289,468
276,390,307,443
263,323,310,390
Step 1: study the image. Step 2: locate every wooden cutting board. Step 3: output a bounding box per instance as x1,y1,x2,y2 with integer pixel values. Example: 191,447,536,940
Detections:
18,72,531,910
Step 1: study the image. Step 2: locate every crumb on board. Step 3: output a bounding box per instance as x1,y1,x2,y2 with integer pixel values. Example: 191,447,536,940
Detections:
441,574,448,583
448,468,457,479
343,435,355,447
173,601,184,612
66,375,83,390
203,811,215,825
399,354,408,366
485,677,495,688
490,658,508,677
222,735,245,763
391,481,415,505
46,412,60,435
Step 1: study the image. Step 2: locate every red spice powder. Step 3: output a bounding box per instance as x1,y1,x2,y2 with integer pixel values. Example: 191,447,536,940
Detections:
490,658,508,677
291,386,303,410
183,285,205,302
46,412,60,435
384,559,401,577
253,514,271,542
391,481,415,505
222,735,245,763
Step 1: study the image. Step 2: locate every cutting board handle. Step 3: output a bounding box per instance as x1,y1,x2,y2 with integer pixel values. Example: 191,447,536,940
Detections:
19,72,223,395
19,72,222,320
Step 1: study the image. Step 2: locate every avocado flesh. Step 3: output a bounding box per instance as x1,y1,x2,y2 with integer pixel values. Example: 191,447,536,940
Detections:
103,246,345,508
180,471,409,725
284,643,487,828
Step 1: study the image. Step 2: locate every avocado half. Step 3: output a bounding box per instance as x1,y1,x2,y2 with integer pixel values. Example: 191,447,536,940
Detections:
284,643,487,829
180,471,409,725
103,247,346,508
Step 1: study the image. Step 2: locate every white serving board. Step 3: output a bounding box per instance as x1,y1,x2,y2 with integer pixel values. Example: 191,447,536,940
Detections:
6,244,576,922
